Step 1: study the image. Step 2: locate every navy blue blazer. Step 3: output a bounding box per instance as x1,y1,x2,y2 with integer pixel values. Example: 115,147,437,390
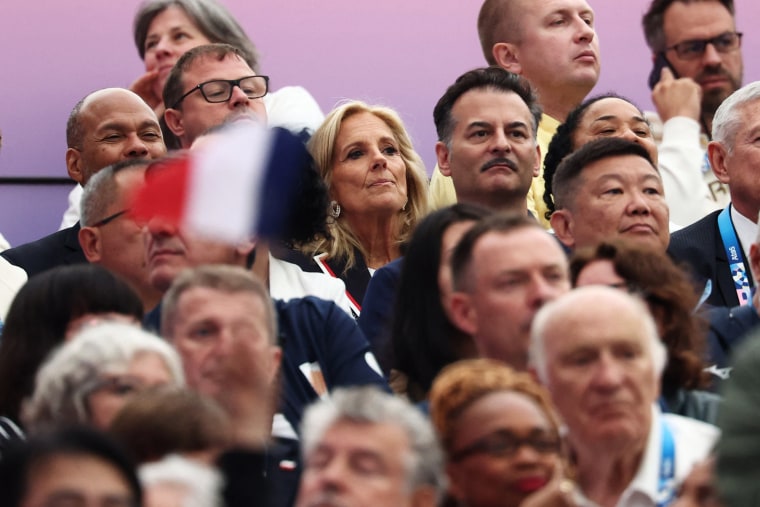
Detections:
668,210,752,308
0,223,86,277
358,257,403,373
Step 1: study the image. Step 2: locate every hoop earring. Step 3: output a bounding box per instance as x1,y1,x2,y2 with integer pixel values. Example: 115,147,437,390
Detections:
330,200,341,219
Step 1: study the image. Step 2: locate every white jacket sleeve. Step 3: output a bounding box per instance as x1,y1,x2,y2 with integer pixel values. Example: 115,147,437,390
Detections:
657,116,714,227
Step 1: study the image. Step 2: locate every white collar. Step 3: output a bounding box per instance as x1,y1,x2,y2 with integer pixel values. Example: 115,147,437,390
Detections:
730,205,756,283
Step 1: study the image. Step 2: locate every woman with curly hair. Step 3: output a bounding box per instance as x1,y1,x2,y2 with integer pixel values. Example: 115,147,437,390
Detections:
305,101,429,316
542,93,707,228
429,358,577,507
570,240,720,423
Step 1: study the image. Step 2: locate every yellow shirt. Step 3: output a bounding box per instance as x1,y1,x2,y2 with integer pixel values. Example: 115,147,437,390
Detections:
427,113,560,228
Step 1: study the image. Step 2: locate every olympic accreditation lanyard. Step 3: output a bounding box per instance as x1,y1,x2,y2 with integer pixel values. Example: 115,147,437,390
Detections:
656,419,676,507
718,205,752,306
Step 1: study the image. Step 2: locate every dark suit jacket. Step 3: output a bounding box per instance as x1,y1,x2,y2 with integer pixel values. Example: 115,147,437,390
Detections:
668,209,752,308
707,303,759,372
358,257,403,373
0,223,86,277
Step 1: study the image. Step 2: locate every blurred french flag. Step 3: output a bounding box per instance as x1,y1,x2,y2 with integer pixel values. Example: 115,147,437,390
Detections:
130,123,310,243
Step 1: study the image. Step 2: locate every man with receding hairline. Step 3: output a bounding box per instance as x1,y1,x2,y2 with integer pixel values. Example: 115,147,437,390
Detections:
429,0,600,227
2,88,166,277
529,286,718,507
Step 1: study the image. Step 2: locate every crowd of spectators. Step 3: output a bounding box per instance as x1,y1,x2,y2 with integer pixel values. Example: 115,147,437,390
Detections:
1,0,758,506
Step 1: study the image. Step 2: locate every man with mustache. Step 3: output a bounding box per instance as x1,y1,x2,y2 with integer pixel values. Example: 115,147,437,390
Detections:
434,67,541,214
643,0,743,211
429,0,600,227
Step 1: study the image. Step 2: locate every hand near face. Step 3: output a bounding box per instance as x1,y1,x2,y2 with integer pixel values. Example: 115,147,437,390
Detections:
130,70,164,113
519,465,580,507
202,332,279,448
652,67,703,123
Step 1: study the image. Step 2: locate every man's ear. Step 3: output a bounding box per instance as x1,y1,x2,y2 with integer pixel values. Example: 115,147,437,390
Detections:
448,291,478,336
163,108,185,138
78,226,102,263
435,142,452,177
492,42,522,74
708,141,730,184
66,147,84,184
533,143,541,177
550,210,575,249
267,345,283,385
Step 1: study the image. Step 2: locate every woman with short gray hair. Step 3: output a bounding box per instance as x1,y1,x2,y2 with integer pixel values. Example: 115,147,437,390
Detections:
23,322,184,434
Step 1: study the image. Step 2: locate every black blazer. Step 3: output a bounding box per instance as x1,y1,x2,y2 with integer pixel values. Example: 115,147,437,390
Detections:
0,223,87,278
668,210,752,308
707,303,759,375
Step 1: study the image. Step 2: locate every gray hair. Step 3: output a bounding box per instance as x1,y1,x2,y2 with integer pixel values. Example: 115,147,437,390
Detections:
23,322,184,433
712,81,760,153
140,454,224,507
529,286,667,383
300,386,446,499
80,159,149,227
133,0,259,73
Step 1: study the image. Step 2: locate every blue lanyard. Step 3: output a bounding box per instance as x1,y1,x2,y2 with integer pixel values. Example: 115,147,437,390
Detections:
656,419,676,507
718,205,752,306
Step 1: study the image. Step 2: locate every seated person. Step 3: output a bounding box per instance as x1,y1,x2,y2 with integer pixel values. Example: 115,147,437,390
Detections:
0,427,142,507
531,286,719,506
296,386,445,507
0,265,144,438
23,322,183,433
302,101,429,315
549,138,670,252
429,358,575,507
571,241,721,417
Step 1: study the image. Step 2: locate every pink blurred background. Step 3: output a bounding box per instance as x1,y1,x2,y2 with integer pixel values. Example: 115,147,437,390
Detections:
0,0,757,244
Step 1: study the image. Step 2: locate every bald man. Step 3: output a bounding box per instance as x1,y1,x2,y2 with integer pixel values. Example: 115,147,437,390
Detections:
2,88,166,277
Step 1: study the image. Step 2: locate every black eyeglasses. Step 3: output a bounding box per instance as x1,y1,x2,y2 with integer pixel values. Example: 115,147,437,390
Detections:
450,429,560,462
665,32,742,60
91,209,129,228
172,75,269,108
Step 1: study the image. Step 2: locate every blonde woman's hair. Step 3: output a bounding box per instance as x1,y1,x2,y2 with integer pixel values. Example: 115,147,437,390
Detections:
307,101,429,271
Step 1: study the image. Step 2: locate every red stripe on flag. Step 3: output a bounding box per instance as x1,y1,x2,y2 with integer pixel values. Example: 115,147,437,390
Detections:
129,156,192,228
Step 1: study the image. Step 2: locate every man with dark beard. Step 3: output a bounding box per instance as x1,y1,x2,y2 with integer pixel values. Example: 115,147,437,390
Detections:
643,0,743,209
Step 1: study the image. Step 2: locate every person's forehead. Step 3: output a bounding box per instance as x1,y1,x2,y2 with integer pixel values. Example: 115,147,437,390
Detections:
476,227,563,258
338,112,395,142
453,89,532,125
580,154,658,183
183,54,254,85
178,286,258,311
662,0,735,41
80,92,157,131
545,297,649,352
321,419,410,454
521,0,594,21
580,98,645,125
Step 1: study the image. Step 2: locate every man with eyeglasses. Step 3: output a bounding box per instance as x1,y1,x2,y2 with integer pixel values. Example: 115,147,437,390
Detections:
79,159,162,312
643,0,743,218
530,286,719,507
163,43,269,149
1,88,166,278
